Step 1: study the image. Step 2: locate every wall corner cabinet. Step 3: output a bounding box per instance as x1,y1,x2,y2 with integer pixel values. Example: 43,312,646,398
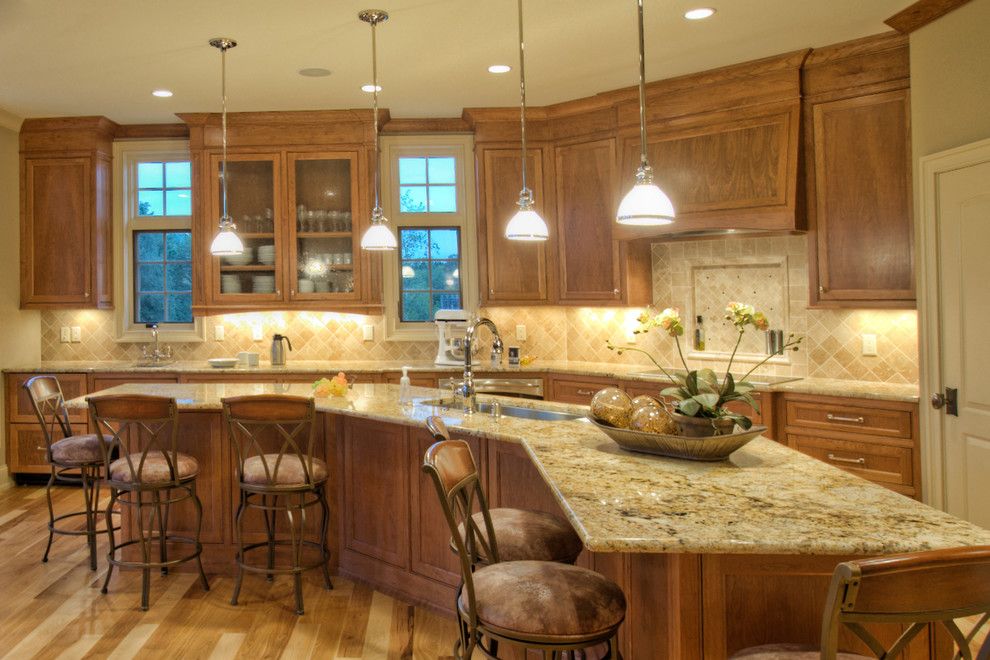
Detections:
180,111,382,315
802,33,915,309
19,116,117,310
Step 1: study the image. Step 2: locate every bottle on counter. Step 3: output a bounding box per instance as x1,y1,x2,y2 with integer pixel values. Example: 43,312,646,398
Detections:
694,315,706,351
399,366,413,408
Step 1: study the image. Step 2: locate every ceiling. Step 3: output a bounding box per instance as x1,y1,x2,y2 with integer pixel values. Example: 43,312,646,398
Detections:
0,0,911,125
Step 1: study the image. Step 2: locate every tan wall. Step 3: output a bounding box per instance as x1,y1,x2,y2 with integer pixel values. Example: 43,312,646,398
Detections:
0,121,42,484
910,0,990,160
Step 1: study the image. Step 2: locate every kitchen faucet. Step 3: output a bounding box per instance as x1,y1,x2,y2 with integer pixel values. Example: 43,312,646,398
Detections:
140,323,172,365
459,317,504,414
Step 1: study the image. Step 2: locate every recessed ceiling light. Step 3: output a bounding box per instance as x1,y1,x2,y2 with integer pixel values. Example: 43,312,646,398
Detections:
684,7,716,20
151,89,173,98
488,64,511,74
361,84,382,93
298,67,332,77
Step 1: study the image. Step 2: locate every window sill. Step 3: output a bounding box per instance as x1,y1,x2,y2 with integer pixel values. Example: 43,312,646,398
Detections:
383,323,437,343
115,324,205,344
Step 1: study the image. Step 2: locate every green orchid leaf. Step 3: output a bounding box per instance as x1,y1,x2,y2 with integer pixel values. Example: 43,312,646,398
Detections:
735,381,755,394
697,369,719,393
685,371,699,395
693,393,719,410
660,386,687,400
732,414,753,430
678,398,701,417
721,373,735,396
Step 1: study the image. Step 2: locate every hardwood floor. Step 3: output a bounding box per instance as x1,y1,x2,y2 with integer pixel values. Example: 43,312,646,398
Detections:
0,483,461,659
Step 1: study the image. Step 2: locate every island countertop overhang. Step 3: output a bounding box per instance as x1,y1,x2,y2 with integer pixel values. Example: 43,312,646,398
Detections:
65,381,990,557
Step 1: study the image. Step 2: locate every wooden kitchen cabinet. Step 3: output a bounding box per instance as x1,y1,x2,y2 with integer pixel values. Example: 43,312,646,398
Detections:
19,117,116,309
181,111,379,315
549,374,621,405
5,372,90,475
477,146,554,305
803,33,915,308
782,392,920,498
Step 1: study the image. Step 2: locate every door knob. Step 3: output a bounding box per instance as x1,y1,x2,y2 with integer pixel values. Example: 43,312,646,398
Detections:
931,388,958,416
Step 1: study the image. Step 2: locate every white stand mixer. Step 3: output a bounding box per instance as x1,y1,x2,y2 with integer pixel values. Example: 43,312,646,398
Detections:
434,309,479,366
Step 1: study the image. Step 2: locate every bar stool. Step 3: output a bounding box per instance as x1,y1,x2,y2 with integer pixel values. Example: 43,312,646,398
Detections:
426,417,583,567
422,429,626,659
89,394,209,611
222,395,332,615
729,545,990,660
24,375,118,570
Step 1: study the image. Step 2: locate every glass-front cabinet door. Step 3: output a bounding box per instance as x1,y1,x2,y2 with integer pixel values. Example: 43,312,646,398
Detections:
209,153,284,303
287,152,361,302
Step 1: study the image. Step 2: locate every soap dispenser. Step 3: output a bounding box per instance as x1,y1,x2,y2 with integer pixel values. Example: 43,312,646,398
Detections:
398,366,413,408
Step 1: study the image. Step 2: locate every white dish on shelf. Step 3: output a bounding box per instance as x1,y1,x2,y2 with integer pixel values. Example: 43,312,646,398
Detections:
221,248,253,266
207,358,238,369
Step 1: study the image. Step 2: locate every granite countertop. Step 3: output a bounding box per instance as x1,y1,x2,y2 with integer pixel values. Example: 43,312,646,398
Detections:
65,382,987,556
9,359,920,403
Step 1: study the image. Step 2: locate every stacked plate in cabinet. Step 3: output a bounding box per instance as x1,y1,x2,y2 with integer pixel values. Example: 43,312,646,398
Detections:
257,245,276,266
252,275,275,294
221,274,242,293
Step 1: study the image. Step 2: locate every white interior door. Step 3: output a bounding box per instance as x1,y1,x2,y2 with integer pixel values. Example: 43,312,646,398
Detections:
921,139,990,528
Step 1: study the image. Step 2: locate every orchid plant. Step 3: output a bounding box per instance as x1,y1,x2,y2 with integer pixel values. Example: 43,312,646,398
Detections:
607,303,802,430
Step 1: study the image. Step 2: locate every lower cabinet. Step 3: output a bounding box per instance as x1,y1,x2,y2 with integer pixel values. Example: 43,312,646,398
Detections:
548,375,620,405
781,393,920,498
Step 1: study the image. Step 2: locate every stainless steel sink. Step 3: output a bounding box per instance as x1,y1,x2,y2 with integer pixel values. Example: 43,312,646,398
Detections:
419,399,585,422
132,361,176,368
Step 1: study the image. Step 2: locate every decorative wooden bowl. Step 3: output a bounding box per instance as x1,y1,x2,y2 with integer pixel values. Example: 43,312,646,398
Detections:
588,416,766,462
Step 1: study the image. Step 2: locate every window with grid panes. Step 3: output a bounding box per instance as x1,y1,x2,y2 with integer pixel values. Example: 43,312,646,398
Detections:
398,227,462,322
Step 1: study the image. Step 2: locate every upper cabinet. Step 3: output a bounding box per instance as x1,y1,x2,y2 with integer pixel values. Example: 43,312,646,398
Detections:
802,33,914,308
180,111,379,315
19,117,117,309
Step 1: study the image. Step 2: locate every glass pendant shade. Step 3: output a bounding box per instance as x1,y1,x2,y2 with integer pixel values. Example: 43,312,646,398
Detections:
505,193,549,241
210,220,244,255
360,208,398,250
616,180,675,225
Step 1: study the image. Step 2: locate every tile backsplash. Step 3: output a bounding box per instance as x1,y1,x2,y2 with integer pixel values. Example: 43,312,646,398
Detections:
39,235,919,384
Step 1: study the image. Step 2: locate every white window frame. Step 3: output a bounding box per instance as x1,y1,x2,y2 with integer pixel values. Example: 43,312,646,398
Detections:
381,135,478,341
113,140,204,342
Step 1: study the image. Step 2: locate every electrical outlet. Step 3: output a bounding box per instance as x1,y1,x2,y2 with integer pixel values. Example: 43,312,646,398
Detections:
70,326,82,343
362,324,375,342
251,325,264,341
515,324,527,341
59,327,71,343
861,333,878,356
214,325,225,341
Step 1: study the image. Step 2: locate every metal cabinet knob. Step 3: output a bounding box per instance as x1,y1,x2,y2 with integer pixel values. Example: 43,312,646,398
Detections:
613,288,620,295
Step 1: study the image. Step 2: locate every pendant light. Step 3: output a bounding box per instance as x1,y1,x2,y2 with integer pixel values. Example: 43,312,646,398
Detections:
504,0,549,241
359,9,398,251
616,0,675,226
208,38,245,256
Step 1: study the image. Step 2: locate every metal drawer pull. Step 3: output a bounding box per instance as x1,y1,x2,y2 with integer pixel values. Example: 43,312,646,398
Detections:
576,389,594,396
826,413,865,424
827,453,866,466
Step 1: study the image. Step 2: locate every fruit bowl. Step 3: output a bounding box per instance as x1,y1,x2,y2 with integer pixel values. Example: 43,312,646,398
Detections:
588,416,766,462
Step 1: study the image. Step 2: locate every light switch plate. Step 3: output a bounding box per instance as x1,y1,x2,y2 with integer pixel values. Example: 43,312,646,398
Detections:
59,327,71,343
362,325,375,342
214,325,225,341
251,325,264,341
515,324,527,341
861,333,878,356
70,326,82,343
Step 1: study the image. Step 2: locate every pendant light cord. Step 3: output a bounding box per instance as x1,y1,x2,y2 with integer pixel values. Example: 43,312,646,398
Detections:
220,43,229,223
636,0,649,170
371,19,382,216
517,0,529,199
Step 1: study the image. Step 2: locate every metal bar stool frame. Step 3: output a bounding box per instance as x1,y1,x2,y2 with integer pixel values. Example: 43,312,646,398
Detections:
23,375,120,570
422,428,623,659
222,395,332,615
89,394,209,611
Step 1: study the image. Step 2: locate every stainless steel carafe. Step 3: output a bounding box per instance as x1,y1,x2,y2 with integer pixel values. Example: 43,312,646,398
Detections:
271,334,292,366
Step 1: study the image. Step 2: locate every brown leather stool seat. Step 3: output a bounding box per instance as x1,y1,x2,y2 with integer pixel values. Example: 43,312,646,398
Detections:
50,434,112,465
109,451,199,484
241,454,328,486
457,508,583,564
730,644,871,660
459,560,626,641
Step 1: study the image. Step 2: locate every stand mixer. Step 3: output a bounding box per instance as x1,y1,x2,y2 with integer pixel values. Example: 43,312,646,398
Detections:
434,309,480,366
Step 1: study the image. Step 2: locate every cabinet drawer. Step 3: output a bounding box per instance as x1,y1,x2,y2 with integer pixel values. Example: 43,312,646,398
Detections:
7,423,55,474
788,433,914,490
784,399,912,439
550,377,619,405
6,372,89,424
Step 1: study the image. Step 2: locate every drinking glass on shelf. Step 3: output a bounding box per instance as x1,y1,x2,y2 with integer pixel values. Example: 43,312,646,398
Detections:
304,210,316,233
342,212,352,231
264,208,274,232
240,215,252,233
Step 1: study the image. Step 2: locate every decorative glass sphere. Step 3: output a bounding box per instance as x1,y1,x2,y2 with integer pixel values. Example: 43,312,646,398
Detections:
590,387,633,428
629,405,677,434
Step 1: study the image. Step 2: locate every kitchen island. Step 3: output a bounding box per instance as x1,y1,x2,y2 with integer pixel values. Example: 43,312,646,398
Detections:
65,382,987,659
